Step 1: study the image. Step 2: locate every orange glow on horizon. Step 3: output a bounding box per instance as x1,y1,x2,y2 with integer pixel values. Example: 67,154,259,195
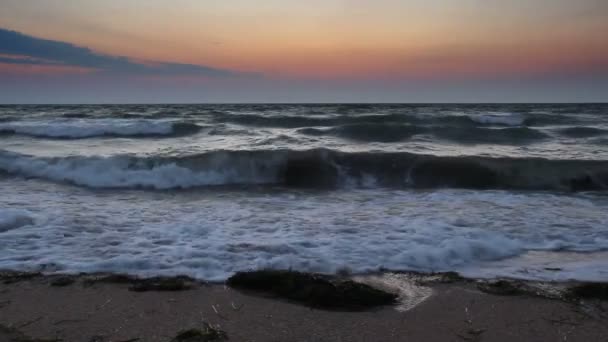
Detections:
0,63,96,76
1,0,607,81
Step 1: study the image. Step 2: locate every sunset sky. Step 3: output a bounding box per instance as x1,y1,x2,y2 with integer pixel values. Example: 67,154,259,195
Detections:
1,0,607,103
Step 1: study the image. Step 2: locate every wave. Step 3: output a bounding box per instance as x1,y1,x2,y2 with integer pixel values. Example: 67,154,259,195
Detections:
0,208,35,233
298,124,425,143
591,137,608,146
1,149,607,191
523,113,585,126
60,113,93,119
467,113,524,126
211,111,586,129
212,113,342,128
210,113,471,128
434,126,548,144
557,127,608,138
298,124,548,144
0,120,205,139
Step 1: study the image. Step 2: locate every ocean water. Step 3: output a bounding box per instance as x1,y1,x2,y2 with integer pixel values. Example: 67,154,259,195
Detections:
1,103,607,281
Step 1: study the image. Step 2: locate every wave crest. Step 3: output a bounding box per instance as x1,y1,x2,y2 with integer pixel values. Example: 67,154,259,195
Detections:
557,127,608,138
212,111,579,129
298,124,547,144
467,113,524,126
1,149,607,191
0,120,204,139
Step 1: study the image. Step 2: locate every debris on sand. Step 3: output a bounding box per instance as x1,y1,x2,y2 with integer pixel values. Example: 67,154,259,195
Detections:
476,280,526,296
170,323,228,342
351,273,434,312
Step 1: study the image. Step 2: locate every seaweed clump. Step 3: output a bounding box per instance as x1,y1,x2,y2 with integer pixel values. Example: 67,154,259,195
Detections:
0,271,41,284
129,276,195,292
226,270,397,311
566,282,608,301
50,276,76,287
433,271,465,284
84,274,196,292
476,280,526,296
170,324,228,342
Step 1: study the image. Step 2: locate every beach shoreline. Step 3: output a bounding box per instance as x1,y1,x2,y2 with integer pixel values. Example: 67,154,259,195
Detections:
0,270,606,342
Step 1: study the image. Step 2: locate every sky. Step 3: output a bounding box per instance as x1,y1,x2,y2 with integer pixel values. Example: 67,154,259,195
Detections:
0,0,607,103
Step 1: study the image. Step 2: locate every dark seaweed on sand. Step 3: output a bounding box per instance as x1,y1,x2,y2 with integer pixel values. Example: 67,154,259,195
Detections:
226,270,397,311
566,283,608,301
0,271,42,284
84,274,197,292
476,280,527,296
171,324,228,342
49,276,76,287
129,276,195,292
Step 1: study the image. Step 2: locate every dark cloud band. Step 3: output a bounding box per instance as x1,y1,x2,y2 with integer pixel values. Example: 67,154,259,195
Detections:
0,28,246,77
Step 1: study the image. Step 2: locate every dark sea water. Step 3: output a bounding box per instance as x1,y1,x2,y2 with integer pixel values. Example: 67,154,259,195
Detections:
1,103,607,281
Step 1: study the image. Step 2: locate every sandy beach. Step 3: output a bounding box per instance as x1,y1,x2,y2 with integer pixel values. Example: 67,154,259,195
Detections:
0,272,606,342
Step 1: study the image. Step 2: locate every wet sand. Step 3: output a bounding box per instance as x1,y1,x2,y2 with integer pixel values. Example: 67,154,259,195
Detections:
0,273,606,342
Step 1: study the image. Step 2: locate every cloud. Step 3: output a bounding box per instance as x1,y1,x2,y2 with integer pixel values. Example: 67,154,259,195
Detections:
0,28,247,77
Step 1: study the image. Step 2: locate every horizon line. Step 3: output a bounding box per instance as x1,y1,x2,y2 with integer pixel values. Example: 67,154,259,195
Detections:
1,101,607,106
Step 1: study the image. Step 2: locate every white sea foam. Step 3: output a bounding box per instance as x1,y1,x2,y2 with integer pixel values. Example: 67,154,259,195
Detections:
459,251,608,282
0,119,200,138
353,273,433,312
468,112,525,126
0,180,606,281
0,150,282,189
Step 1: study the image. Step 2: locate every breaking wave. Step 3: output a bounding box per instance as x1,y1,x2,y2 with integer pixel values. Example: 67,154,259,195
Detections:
0,120,204,139
1,149,606,191
298,124,548,144
211,111,581,129
557,127,608,138
0,208,35,233
466,112,524,126
298,124,425,143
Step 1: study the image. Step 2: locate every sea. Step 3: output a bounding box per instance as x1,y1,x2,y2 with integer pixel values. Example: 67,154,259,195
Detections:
1,103,607,282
